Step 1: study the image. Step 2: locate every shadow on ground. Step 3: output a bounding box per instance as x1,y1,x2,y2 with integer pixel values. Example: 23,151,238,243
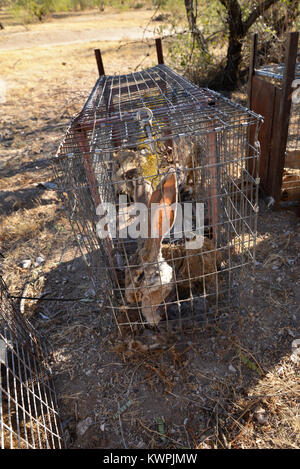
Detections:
26,198,300,449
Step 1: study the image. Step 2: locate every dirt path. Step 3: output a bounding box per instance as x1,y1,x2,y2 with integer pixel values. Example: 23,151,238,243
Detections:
0,9,161,51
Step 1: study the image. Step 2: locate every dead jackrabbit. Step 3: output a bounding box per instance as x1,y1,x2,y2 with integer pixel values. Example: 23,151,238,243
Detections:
125,169,221,326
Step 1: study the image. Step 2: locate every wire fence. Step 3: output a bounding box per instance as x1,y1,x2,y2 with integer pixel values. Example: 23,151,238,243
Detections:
0,276,64,449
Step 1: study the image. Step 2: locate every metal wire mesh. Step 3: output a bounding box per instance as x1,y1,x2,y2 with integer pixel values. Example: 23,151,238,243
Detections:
0,277,64,449
255,62,300,81
53,64,262,334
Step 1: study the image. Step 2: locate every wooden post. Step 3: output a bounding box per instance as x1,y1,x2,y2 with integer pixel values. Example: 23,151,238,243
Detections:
247,33,258,179
269,31,299,206
94,49,105,76
155,38,164,65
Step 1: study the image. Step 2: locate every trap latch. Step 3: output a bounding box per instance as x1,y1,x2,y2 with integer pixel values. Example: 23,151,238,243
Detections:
136,107,156,153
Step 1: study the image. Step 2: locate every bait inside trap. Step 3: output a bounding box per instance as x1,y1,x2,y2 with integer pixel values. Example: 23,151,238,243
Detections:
53,42,262,333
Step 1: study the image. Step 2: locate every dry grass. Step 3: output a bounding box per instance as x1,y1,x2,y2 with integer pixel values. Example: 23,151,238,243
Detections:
226,360,299,449
0,205,57,244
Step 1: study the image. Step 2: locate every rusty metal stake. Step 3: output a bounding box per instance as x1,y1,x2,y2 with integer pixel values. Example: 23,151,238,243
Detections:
95,49,105,76
155,38,164,65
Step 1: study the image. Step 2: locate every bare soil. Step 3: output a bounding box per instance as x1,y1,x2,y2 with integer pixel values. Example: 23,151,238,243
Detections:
0,9,299,449
0,9,160,50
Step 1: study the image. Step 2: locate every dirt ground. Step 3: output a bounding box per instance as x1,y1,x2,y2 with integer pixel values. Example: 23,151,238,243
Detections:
0,9,163,50
0,8,299,449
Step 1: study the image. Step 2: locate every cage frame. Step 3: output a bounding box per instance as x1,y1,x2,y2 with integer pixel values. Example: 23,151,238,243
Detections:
53,40,263,335
248,31,300,215
0,276,64,449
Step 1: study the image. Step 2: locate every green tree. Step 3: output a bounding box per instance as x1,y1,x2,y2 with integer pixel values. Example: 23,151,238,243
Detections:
12,0,55,21
184,0,300,90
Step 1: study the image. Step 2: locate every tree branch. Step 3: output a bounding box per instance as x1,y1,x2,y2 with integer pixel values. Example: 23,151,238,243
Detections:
184,0,208,51
243,0,279,32
266,0,300,36
219,0,244,37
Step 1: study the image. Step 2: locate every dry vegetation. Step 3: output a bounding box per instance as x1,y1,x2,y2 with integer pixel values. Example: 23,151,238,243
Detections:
0,8,299,450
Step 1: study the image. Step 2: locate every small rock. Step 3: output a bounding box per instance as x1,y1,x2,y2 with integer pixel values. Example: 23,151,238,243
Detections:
35,256,45,266
228,364,237,373
76,416,93,437
292,339,300,349
290,339,300,364
21,259,32,269
254,407,268,425
277,366,284,375
37,182,57,190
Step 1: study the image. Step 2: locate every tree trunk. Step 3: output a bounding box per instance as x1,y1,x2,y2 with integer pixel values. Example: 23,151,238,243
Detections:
220,0,245,89
184,0,207,53
223,39,243,89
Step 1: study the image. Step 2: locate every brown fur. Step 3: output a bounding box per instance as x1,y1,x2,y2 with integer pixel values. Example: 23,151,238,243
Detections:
162,237,222,291
125,237,222,317
124,170,178,325
123,150,222,326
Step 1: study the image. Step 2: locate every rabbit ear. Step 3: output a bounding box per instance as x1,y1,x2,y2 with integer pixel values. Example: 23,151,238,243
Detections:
148,170,178,246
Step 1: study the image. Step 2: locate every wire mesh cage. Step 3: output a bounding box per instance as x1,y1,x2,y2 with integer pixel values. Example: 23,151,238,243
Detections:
53,64,262,334
0,277,64,449
249,31,300,211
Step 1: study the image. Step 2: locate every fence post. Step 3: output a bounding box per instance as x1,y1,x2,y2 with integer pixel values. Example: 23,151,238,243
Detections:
94,49,105,76
269,31,299,206
155,38,164,65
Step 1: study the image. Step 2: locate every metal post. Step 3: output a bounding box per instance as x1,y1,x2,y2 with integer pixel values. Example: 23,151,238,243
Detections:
94,49,105,76
155,38,164,65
